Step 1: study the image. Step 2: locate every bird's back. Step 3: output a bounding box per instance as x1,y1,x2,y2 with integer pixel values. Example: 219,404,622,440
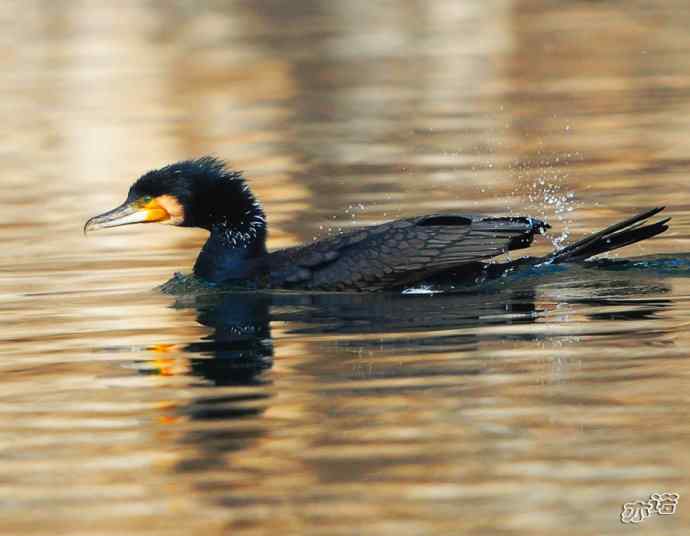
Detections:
265,213,548,291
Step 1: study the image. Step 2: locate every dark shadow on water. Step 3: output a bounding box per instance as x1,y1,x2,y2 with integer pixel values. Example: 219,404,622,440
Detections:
159,254,682,382
153,257,673,390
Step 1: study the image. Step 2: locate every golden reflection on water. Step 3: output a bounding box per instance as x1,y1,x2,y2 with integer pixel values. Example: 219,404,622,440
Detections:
2,1,690,535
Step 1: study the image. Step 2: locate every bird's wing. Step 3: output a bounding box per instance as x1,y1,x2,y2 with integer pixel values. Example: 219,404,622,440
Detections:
267,214,547,290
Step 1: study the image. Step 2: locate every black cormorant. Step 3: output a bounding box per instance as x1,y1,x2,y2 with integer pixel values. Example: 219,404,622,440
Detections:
84,157,669,291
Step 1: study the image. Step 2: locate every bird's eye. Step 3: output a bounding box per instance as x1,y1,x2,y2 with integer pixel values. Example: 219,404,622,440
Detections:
142,195,154,204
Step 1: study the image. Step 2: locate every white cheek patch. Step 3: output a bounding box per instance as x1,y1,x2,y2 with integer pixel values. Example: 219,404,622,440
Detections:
157,195,185,225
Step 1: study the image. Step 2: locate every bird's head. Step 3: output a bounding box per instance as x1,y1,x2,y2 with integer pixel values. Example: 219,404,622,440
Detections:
84,157,265,236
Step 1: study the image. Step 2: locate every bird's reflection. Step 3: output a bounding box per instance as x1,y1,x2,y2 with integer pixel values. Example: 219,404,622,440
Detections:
178,293,274,387
136,264,675,505
152,260,677,387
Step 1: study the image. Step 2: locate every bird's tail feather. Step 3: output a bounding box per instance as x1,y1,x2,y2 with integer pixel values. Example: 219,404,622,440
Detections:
543,207,669,264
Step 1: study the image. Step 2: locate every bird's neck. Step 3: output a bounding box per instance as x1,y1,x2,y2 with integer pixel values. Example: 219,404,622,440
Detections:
193,182,268,283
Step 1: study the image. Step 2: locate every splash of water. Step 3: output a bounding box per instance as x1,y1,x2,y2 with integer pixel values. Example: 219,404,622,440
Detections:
402,285,440,295
344,202,368,224
509,155,581,251
527,177,576,249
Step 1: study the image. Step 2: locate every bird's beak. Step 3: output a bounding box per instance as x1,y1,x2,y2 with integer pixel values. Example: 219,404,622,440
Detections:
84,198,170,234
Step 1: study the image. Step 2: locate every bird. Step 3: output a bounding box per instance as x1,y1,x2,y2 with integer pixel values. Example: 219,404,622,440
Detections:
84,156,670,291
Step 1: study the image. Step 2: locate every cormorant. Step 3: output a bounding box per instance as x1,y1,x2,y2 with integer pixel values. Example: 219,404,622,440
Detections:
84,157,670,291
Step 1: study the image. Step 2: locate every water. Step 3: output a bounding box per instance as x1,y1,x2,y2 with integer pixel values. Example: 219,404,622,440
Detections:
2,1,690,534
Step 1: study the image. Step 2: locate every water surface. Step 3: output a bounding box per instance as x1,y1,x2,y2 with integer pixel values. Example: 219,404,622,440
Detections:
2,1,690,534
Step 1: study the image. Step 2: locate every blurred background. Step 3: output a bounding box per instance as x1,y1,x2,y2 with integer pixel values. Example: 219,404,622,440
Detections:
1,1,690,535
